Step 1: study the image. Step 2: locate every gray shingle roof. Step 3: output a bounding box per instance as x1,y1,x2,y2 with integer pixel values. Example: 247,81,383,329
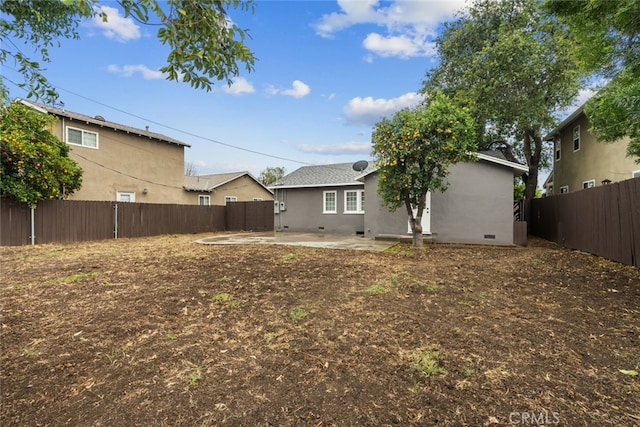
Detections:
270,162,374,189
20,99,190,147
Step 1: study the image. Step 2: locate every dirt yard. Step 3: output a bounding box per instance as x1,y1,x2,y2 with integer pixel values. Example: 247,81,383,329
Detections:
1,234,638,426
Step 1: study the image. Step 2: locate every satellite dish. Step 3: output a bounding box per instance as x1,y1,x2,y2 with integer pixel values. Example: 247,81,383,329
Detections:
352,160,369,172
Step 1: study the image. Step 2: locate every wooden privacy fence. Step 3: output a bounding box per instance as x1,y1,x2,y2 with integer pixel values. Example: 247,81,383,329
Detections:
0,199,274,246
529,177,640,267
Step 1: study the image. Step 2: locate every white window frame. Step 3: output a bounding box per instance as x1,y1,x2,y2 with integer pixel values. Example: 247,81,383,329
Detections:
559,186,569,194
253,197,264,201
224,196,237,205
554,139,561,161
116,191,135,202
583,180,595,189
633,170,640,178
198,195,211,206
344,189,365,214
323,190,337,214
66,126,98,149
572,125,580,152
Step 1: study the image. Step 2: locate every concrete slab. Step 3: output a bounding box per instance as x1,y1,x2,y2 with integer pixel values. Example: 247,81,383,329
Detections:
195,232,398,252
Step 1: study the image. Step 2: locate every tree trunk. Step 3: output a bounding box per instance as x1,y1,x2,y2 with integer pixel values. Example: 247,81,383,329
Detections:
522,128,542,201
405,193,425,248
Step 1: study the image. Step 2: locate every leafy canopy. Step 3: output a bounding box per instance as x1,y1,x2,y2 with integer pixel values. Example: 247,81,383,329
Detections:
258,166,286,186
544,0,640,163
1,102,83,207
372,92,476,246
0,0,256,103
424,0,583,199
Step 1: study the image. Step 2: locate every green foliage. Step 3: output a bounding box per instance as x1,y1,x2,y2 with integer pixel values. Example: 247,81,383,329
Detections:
371,91,476,245
544,0,640,163
424,0,583,200
0,0,256,103
258,166,286,186
410,351,445,377
0,102,83,208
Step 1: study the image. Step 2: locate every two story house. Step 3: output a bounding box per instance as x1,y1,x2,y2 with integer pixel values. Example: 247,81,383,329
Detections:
544,104,639,195
22,99,190,204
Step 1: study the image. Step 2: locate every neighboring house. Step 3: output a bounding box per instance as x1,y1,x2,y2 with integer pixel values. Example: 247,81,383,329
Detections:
21,99,190,204
270,153,528,245
544,104,639,195
183,172,273,205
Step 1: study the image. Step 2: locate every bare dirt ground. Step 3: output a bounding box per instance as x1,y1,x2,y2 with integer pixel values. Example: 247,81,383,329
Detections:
1,234,639,426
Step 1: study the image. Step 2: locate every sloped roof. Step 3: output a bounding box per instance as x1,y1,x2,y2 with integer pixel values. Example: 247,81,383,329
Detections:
19,99,190,148
269,162,375,189
543,103,586,141
184,171,273,194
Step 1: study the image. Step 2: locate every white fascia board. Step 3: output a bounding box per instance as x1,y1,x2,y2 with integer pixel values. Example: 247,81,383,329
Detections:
269,182,364,190
474,152,529,174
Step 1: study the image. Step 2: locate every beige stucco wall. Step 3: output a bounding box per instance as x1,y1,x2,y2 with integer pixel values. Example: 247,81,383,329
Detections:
552,114,637,194
182,175,273,205
49,118,186,204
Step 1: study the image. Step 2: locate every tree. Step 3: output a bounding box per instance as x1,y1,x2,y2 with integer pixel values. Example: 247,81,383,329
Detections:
0,0,256,104
184,161,198,176
1,102,83,208
543,0,640,163
372,92,477,247
258,166,285,186
423,0,583,200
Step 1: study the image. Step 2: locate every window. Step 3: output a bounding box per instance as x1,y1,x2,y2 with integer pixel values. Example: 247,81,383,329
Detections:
224,196,237,205
323,191,336,214
253,197,264,201
116,191,135,202
554,139,561,161
199,195,210,206
583,180,595,189
633,170,640,178
67,126,98,148
559,186,569,194
344,189,365,213
572,125,580,151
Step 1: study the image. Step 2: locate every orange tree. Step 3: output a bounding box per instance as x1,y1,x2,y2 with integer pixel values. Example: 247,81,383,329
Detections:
372,92,477,247
0,102,82,208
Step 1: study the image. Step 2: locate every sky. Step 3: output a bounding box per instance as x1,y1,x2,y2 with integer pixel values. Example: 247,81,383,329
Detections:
3,0,591,179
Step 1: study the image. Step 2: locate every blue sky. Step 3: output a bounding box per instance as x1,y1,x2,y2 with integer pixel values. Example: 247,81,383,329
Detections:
4,0,471,177
4,0,591,179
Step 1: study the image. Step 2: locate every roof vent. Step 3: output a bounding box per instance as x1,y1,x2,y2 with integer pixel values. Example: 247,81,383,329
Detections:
94,115,105,121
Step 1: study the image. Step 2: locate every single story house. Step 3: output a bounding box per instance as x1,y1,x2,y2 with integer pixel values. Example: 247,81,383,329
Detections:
183,172,273,205
270,152,528,245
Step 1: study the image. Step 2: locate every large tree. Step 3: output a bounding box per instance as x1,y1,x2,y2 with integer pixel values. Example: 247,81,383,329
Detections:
1,102,83,207
372,92,477,247
423,0,583,200
0,0,256,104
544,0,640,163
258,166,286,186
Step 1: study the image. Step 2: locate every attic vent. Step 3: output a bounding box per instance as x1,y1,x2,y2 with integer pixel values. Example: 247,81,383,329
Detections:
94,115,105,121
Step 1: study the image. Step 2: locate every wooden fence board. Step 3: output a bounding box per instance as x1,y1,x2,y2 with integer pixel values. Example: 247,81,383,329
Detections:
1,199,273,246
530,177,640,267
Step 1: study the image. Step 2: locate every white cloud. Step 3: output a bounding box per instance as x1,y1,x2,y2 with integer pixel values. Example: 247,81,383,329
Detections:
222,77,255,95
107,64,164,80
314,0,465,58
265,80,311,98
343,92,424,126
363,32,436,58
91,6,141,42
297,142,371,155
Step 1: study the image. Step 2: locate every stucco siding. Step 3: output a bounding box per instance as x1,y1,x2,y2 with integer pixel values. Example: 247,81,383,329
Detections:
50,120,186,203
364,160,515,245
182,175,273,205
274,186,365,234
552,114,635,193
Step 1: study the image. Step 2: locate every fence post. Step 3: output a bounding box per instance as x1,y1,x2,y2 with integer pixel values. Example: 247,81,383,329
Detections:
114,204,118,239
30,207,35,245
